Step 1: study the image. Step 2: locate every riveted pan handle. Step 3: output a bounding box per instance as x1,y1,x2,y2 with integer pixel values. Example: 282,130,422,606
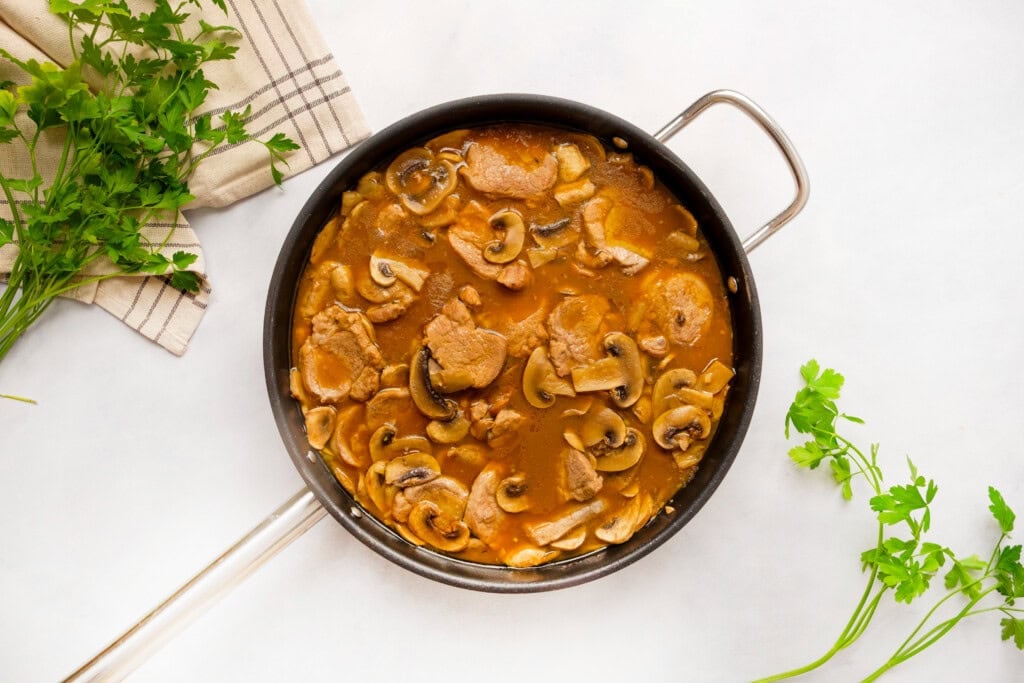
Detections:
653,90,809,254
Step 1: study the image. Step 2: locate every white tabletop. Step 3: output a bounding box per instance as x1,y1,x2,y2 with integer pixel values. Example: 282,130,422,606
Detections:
3,1,1023,681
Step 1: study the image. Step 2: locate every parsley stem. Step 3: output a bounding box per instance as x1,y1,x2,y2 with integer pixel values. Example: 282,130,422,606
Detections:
0,393,36,404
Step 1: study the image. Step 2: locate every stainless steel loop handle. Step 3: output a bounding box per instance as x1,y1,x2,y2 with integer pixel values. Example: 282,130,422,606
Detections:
64,487,326,682
653,89,809,254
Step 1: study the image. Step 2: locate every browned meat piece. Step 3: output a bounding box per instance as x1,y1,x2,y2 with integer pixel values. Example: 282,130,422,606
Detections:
560,448,603,502
458,285,482,307
424,298,508,392
449,230,502,280
486,409,526,446
299,306,384,403
461,141,558,199
640,270,714,345
497,260,532,290
546,294,610,377
492,307,548,359
639,335,668,358
448,204,535,290
465,463,506,543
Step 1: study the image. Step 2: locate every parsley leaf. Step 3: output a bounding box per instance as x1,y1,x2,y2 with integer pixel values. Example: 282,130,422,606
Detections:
0,0,297,366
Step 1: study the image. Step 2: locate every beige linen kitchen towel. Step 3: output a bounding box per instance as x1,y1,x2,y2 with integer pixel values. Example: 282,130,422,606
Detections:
0,1,370,354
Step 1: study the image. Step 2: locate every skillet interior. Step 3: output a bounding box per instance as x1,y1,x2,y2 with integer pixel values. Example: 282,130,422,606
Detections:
264,94,762,592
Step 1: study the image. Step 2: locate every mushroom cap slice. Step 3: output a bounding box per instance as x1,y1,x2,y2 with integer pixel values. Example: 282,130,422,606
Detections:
426,412,470,444
368,423,433,462
363,461,394,517
409,346,457,420
483,210,526,264
571,357,625,393
595,496,643,544
570,333,643,408
549,526,587,551
593,428,645,472
407,500,470,553
603,333,643,408
496,474,531,513
385,452,441,488
385,147,458,215
370,252,430,292
504,546,559,568
652,367,698,416
531,216,578,249
303,406,336,450
329,404,367,468
523,346,576,408
580,407,627,450
698,359,735,394
652,405,712,450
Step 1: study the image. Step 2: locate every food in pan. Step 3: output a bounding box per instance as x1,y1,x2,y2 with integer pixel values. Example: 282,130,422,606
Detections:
289,124,735,567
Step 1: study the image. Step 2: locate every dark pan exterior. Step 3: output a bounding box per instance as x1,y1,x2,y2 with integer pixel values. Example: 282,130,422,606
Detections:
264,94,762,592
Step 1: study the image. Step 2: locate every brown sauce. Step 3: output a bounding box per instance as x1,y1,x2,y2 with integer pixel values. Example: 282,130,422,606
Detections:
290,125,734,567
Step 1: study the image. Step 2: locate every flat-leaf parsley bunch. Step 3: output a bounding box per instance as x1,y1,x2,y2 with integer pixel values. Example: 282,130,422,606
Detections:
754,361,1023,681
0,0,298,365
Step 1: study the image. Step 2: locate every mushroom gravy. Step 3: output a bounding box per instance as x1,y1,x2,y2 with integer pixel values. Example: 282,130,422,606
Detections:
289,125,734,567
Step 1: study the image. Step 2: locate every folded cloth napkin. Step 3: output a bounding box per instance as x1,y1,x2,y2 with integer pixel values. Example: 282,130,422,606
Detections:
0,0,370,354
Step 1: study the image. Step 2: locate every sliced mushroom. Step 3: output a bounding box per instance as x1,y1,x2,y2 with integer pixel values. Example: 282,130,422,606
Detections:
380,364,409,388
329,404,367,468
525,498,607,546
652,367,698,416
555,143,591,182
523,346,576,408
289,367,309,405
531,216,578,249
527,246,558,269
672,204,699,236
652,405,711,451
369,252,430,292
595,496,643,544
394,523,426,547
674,443,707,470
385,147,458,215
400,475,469,521
593,428,645,472
580,407,627,451
304,406,336,450
632,395,653,425
363,461,394,517
563,429,587,452
426,412,470,444
554,178,596,207
504,546,558,568
570,333,643,408
385,452,441,488
368,423,432,462
409,346,457,420
483,210,526,264
550,526,587,551
496,474,531,513
698,360,735,394
407,500,470,552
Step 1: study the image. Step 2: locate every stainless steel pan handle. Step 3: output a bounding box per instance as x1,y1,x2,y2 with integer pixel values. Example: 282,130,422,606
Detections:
63,486,325,682
653,89,810,254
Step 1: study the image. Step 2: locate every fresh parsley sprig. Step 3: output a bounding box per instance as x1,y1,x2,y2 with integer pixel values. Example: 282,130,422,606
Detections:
755,360,1022,682
0,0,299,367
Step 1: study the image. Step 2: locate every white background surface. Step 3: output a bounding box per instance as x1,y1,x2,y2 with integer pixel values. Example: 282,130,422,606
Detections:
2,1,1023,681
